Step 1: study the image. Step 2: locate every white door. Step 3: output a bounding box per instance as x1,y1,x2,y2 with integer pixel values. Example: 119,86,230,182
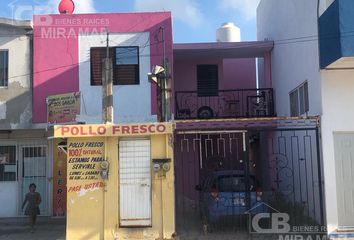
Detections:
334,133,354,229
20,146,49,216
119,139,151,227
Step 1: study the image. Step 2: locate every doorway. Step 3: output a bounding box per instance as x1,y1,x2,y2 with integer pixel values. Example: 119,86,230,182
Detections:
20,145,49,216
334,133,354,230
119,139,152,227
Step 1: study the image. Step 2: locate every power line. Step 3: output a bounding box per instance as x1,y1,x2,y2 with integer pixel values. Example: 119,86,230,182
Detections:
3,24,354,80
6,40,170,81
1,26,353,45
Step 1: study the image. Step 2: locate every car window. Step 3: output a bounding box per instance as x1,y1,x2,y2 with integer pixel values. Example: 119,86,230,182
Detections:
217,175,255,192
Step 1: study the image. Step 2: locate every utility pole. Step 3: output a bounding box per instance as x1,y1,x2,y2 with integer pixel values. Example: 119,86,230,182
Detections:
160,27,171,122
102,29,113,124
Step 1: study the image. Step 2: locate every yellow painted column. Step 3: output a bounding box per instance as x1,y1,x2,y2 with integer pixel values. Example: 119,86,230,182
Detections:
66,137,105,240
103,137,119,240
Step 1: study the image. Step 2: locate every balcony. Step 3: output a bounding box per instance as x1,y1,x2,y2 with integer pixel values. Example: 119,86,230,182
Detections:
175,88,275,120
319,0,354,69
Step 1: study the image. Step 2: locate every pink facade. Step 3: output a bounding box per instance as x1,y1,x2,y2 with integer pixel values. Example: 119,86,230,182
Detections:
33,12,172,123
222,59,256,89
173,42,273,119
173,42,273,92
174,58,256,92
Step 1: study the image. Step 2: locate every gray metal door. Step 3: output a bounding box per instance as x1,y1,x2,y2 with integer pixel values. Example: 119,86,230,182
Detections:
334,133,354,229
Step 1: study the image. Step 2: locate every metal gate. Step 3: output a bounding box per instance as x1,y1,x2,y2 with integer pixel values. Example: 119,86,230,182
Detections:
20,144,49,216
119,139,152,227
174,125,325,239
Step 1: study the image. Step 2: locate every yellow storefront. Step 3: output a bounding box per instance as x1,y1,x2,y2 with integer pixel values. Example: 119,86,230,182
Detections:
53,123,175,240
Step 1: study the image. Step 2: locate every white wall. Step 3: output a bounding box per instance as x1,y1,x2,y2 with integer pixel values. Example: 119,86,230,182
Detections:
257,0,354,233
78,32,154,124
320,70,354,232
0,182,18,217
257,0,322,117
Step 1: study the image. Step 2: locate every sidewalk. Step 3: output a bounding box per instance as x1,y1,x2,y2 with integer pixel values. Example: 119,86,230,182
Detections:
0,217,65,240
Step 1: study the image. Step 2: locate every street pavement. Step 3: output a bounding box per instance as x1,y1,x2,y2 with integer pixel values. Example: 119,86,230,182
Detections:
0,218,277,240
0,217,65,240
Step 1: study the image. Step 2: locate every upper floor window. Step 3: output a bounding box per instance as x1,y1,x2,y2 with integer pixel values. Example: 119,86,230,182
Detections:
90,46,139,86
0,50,9,87
197,65,218,97
290,81,309,117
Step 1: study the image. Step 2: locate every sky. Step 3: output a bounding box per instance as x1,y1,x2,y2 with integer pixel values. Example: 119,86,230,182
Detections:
1,0,260,43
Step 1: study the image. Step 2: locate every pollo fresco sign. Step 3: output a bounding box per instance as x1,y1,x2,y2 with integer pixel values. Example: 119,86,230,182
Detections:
47,92,81,124
54,123,173,138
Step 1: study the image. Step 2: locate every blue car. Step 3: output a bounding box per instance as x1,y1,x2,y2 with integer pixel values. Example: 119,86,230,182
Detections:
196,170,263,225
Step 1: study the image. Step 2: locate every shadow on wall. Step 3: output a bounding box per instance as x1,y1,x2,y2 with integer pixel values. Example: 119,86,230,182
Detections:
0,82,32,130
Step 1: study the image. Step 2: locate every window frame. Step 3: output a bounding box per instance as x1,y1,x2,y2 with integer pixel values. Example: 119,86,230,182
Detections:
90,46,140,86
0,145,17,182
289,81,309,117
114,46,140,86
0,50,9,87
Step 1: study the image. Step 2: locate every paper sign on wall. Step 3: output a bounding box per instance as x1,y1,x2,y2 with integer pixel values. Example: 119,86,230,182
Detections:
47,92,81,124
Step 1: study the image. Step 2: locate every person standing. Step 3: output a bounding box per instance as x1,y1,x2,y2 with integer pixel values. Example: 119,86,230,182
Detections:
22,183,42,232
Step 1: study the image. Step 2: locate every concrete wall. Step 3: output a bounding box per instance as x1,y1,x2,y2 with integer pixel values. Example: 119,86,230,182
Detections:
257,0,322,117
0,25,32,129
320,69,354,232
33,13,173,124
78,33,152,123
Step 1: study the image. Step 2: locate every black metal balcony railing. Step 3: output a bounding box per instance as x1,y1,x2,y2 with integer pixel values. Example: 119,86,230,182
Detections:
175,88,275,120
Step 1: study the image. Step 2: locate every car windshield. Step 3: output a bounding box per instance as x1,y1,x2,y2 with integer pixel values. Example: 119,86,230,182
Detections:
218,175,255,192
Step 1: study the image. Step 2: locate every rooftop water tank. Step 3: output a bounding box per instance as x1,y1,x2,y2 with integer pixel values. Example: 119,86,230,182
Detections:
216,22,241,42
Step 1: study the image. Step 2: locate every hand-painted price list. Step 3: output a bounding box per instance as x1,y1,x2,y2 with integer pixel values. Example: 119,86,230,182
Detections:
68,141,104,181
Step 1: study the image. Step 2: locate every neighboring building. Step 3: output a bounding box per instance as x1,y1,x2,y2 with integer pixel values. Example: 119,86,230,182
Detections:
0,18,32,129
0,18,52,218
172,24,325,238
173,40,272,234
258,0,354,237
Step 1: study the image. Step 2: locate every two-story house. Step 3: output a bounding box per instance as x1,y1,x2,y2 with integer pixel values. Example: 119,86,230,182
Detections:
258,0,354,238
172,22,325,237
33,11,175,240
